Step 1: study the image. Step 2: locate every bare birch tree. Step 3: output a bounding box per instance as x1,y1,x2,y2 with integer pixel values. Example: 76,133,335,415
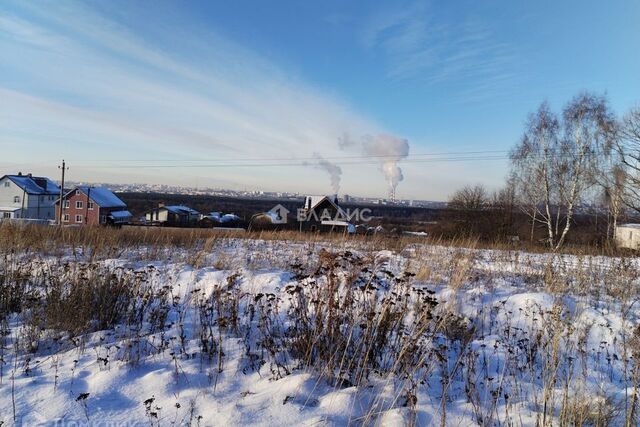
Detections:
510,93,616,250
617,107,640,212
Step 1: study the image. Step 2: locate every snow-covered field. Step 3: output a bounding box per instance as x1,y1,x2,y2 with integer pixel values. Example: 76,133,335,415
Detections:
1,238,639,426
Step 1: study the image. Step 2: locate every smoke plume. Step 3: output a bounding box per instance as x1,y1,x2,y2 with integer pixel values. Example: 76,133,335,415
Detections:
311,153,342,194
361,134,410,199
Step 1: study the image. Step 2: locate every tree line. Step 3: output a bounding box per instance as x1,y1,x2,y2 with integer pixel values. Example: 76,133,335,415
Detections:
448,92,640,250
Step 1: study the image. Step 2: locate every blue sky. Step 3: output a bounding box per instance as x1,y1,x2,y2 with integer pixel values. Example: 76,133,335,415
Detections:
1,0,639,200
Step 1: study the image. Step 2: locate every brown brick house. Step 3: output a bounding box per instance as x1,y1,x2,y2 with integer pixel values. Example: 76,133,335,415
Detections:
56,186,132,226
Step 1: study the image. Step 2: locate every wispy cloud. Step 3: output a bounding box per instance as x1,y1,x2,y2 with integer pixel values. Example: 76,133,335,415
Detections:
361,2,523,101
0,1,392,194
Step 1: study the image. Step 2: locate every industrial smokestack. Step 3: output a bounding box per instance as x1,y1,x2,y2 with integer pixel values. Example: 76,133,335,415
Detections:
361,134,409,200
337,132,410,200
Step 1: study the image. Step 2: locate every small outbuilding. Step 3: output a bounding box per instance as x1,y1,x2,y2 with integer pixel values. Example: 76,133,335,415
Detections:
198,212,241,228
615,224,640,250
145,204,200,227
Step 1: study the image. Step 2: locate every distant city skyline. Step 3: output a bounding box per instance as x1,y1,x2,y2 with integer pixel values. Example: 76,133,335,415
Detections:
59,179,445,207
1,0,639,200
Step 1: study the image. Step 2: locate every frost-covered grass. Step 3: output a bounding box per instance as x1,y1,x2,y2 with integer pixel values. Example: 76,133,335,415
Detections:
1,229,640,426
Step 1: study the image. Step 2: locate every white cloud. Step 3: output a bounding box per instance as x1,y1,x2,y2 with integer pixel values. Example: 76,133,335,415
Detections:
360,2,522,100
0,2,403,196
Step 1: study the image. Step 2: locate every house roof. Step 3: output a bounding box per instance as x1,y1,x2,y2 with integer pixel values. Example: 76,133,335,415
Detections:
109,210,132,219
305,195,346,217
64,186,127,208
220,213,240,223
2,175,60,195
306,195,328,210
163,205,200,215
618,224,640,229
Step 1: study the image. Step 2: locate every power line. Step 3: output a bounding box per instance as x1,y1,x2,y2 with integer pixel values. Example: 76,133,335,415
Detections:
60,147,613,170
87,155,510,169
68,147,613,166
73,149,511,163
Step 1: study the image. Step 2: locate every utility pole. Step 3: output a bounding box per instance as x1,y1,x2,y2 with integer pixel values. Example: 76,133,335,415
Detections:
85,186,91,225
57,160,68,226
20,185,26,220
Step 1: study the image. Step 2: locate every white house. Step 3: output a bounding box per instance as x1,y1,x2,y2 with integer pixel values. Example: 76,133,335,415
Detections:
615,224,640,250
0,173,60,221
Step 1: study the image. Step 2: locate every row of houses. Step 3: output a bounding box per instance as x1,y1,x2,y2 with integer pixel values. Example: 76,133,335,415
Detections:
0,172,240,228
0,173,131,225
5,172,640,245
0,174,352,232
143,204,240,227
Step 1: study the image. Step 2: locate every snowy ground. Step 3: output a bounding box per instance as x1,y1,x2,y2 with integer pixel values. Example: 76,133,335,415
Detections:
1,238,639,426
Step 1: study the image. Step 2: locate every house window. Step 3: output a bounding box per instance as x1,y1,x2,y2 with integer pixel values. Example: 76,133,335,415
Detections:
64,200,70,209
100,215,107,224
4,182,9,187
75,190,80,196
13,196,20,203
63,214,70,222
76,201,83,209
88,201,94,210
2,212,10,219
75,214,82,223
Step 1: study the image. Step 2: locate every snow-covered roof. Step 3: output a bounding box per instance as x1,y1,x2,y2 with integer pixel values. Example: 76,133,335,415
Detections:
201,212,239,223
0,206,21,212
109,210,132,219
304,195,344,215
306,195,328,210
164,205,200,215
220,213,240,223
68,186,127,208
2,174,60,195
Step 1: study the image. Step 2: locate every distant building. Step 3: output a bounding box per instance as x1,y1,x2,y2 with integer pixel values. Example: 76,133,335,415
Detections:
0,173,60,221
198,212,241,228
299,195,354,233
145,204,200,227
616,224,640,250
56,186,132,226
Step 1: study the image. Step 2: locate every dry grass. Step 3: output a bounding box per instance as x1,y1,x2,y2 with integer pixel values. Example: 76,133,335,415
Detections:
1,221,639,425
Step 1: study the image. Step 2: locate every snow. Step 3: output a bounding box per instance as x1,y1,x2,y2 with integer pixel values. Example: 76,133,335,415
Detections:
1,239,639,425
109,210,132,219
164,205,200,215
6,175,60,195
74,186,127,208
219,214,240,223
